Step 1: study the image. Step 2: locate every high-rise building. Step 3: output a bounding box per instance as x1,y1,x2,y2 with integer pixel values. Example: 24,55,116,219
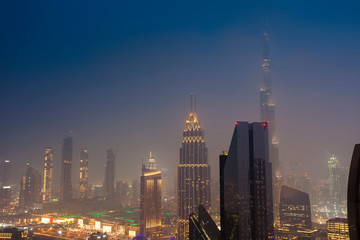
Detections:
140,153,162,237
178,96,211,239
327,154,342,215
116,180,130,207
19,164,41,209
104,149,115,196
42,148,53,202
327,218,349,240
279,185,312,230
60,136,73,202
347,144,360,239
1,160,10,186
0,186,11,209
79,148,89,200
131,179,140,208
189,205,220,240
221,121,274,240
260,23,281,220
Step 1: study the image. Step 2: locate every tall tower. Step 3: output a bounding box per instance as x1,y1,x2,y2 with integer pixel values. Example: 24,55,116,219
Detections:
177,95,211,239
104,149,115,196
1,160,10,186
140,152,162,237
260,23,282,220
60,136,73,201
328,154,341,215
79,148,89,200
221,122,274,240
42,148,54,202
20,164,42,209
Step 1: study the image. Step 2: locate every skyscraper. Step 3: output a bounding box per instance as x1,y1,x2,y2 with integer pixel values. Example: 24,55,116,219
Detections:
221,122,274,240
1,160,10,186
327,154,342,215
60,136,73,202
104,149,115,196
260,24,281,220
19,164,41,209
42,148,53,202
140,153,162,237
79,148,89,200
327,218,350,240
178,96,211,239
189,205,220,240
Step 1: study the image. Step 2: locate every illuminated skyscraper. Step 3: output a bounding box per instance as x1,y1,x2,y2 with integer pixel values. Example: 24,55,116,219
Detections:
42,148,53,202
327,218,349,240
1,160,10,186
177,96,211,239
19,164,41,209
327,154,341,215
79,148,89,200
104,149,115,196
260,23,281,220
221,122,274,240
140,153,162,237
60,136,73,201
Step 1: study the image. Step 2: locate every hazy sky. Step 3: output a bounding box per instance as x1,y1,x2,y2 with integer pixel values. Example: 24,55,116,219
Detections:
1,0,360,190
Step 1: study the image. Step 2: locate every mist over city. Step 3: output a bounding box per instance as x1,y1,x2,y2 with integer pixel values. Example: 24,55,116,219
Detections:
1,1,360,239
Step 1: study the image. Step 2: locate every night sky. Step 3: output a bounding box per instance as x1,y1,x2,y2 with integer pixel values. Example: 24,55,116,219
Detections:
1,0,360,190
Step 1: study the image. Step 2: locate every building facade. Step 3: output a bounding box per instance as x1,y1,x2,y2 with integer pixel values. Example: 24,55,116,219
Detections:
1,160,10,186
221,121,274,240
42,148,53,202
327,218,349,240
104,149,115,196
348,144,360,239
140,153,162,237
178,100,211,239
79,148,89,200
60,136,73,201
327,154,342,215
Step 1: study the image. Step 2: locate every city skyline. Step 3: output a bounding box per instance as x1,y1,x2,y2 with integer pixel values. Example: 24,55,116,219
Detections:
1,1,360,192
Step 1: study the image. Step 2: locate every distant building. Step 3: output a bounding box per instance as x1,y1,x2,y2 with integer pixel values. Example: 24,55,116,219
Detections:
0,226,33,240
1,160,10,186
140,153,161,237
19,165,41,209
327,154,342,215
178,96,211,239
0,186,11,209
79,148,89,200
131,179,140,209
116,180,130,207
104,149,115,197
189,205,220,240
42,148,53,202
327,218,349,240
221,121,274,240
60,136,73,201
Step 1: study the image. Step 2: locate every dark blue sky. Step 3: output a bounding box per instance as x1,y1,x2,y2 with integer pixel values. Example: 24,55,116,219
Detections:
1,0,360,190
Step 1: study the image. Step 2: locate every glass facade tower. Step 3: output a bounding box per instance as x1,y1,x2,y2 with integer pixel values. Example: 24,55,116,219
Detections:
79,148,89,200
42,148,53,202
60,136,73,201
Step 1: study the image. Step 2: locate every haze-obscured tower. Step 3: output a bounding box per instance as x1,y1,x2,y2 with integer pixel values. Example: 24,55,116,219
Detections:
221,122,274,240
60,136,73,201
20,164,41,209
104,149,115,196
1,160,10,186
260,23,281,220
178,95,211,239
140,153,162,237
79,148,89,200
328,154,342,215
42,148,53,202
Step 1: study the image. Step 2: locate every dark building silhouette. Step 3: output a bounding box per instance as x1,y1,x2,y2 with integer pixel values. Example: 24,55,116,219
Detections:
279,185,312,229
189,205,220,240
42,148,53,202
19,165,41,209
1,160,10,186
79,148,89,200
221,121,274,240
60,136,73,201
348,144,360,240
104,149,115,197
140,153,162,237
178,96,211,239
219,152,227,240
